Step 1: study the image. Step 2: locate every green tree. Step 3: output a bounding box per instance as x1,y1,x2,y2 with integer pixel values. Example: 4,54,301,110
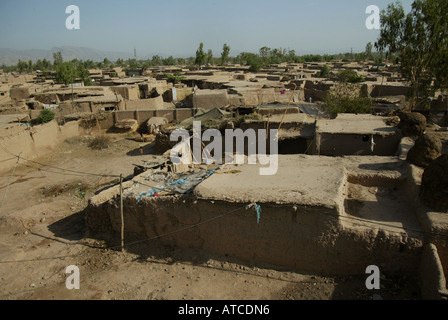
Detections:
42,59,51,70
177,57,186,65
53,51,63,67
103,58,111,68
259,46,271,60
163,56,176,66
301,54,323,62
77,64,92,86
195,43,207,68
270,48,286,64
56,61,77,108
126,58,139,69
317,64,330,78
16,60,27,73
242,53,264,72
206,49,214,65
323,54,335,62
151,55,162,66
375,0,448,108
56,62,77,85
83,59,96,69
34,59,42,71
287,49,296,62
115,58,124,67
36,109,55,124
365,42,373,61
221,43,230,65
165,73,185,84
337,69,365,83
324,84,373,115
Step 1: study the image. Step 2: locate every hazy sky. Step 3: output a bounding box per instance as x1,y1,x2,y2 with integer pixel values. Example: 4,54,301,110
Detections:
0,0,412,57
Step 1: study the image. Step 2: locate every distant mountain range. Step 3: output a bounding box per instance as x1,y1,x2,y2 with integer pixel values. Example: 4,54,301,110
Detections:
0,46,148,66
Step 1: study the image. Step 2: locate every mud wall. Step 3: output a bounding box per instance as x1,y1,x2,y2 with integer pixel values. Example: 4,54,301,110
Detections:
369,84,411,97
0,120,81,173
405,163,448,297
420,243,447,300
193,90,229,110
114,109,196,125
86,195,422,276
125,96,164,110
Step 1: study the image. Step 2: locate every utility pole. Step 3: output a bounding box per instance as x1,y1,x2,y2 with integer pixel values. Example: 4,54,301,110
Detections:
120,174,124,252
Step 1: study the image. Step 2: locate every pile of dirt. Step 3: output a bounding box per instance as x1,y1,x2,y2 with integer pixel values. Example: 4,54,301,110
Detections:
88,135,112,150
420,154,448,212
398,112,427,139
407,134,442,168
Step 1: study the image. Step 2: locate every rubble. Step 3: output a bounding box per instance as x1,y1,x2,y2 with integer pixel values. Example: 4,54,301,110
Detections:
407,134,442,168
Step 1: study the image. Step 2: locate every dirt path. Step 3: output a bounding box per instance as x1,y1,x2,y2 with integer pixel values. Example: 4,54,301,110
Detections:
0,133,420,300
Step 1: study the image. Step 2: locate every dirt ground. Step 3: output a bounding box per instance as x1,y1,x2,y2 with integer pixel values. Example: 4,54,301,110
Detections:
0,132,421,300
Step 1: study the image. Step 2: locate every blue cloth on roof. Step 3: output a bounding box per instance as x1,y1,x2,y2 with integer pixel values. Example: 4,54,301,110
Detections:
137,169,217,202
246,203,262,224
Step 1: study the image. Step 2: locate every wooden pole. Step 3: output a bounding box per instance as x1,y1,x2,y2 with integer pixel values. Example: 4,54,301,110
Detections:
278,84,297,131
71,83,74,110
120,174,124,252
266,112,271,141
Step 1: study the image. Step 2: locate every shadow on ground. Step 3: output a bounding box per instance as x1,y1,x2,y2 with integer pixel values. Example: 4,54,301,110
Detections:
47,210,86,242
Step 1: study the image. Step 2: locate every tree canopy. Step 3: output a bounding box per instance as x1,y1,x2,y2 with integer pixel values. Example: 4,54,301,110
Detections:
195,43,207,68
55,61,77,85
221,43,231,65
375,0,448,108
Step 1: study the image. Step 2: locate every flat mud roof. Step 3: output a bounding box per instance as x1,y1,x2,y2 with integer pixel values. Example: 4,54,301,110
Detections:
193,155,346,208
316,114,399,136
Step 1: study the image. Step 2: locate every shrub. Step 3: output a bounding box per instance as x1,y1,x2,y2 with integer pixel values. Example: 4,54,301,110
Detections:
165,73,185,84
36,109,55,124
241,53,264,72
88,135,111,150
337,69,365,83
316,65,330,78
323,84,373,115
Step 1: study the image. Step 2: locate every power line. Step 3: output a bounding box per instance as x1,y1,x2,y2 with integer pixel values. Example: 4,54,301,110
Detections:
1,198,447,265
110,206,245,250
0,140,446,265
22,162,120,179
0,205,246,264
0,254,80,264
0,142,120,178
0,153,21,214
20,155,120,178
0,156,19,163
